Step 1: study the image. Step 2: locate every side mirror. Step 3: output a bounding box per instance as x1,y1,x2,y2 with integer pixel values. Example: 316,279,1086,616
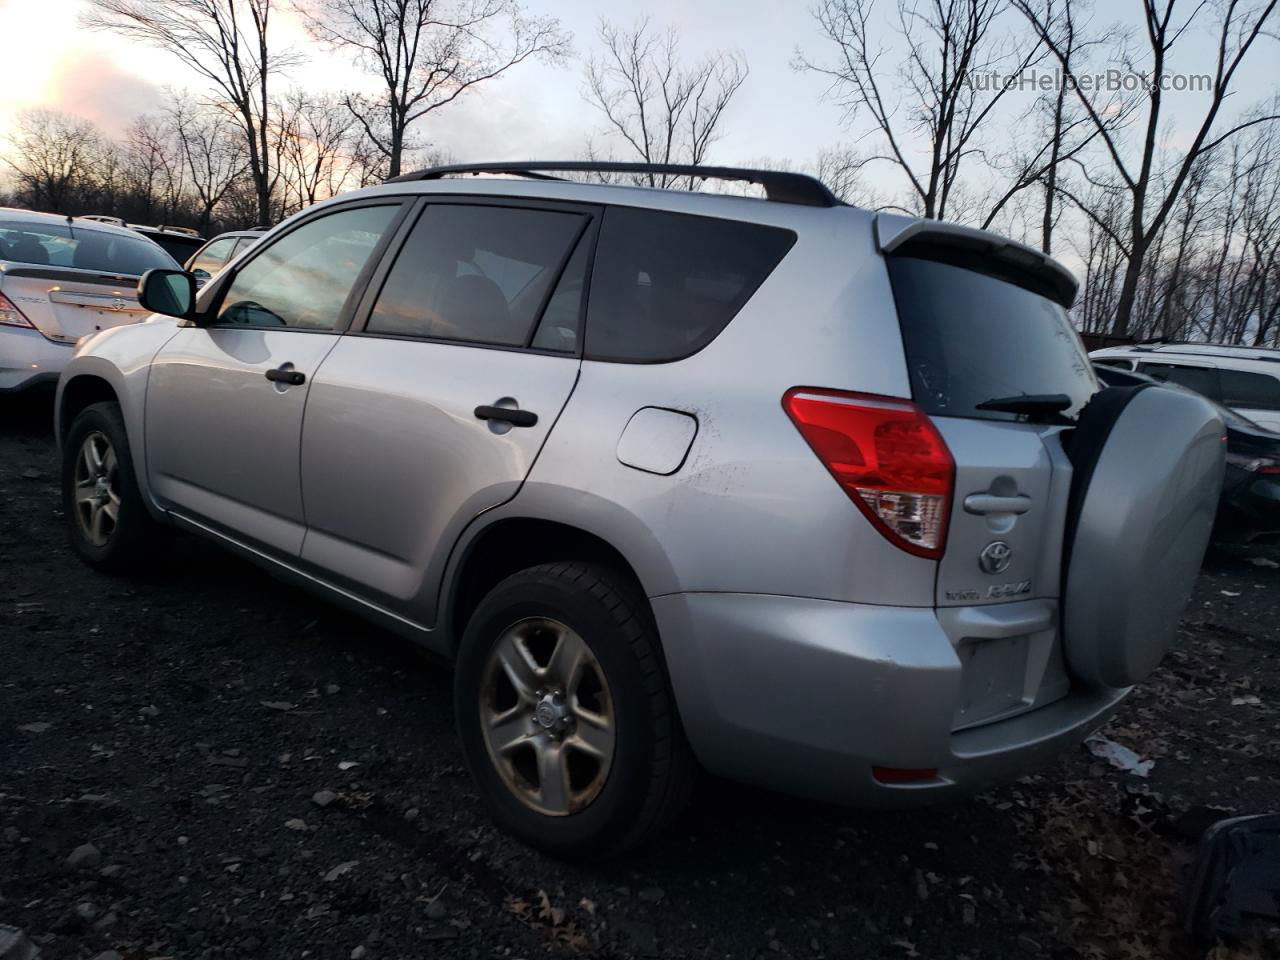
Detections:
138,268,197,319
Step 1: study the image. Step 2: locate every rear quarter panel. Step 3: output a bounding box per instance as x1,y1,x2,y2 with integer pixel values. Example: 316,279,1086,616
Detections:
487,206,939,607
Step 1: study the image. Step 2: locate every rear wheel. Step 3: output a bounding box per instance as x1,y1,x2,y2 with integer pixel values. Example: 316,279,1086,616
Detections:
454,562,694,859
62,401,157,572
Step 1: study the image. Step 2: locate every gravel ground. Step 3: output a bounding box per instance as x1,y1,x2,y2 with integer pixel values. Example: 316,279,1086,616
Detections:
2,390,1278,960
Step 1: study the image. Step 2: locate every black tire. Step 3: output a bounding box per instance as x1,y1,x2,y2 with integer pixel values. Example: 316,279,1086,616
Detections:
62,401,158,573
454,561,695,860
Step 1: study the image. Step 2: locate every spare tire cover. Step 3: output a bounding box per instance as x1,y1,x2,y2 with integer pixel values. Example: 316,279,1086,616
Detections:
1062,385,1224,688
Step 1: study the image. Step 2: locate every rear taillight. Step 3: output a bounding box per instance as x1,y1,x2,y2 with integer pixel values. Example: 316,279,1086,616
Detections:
0,291,35,329
783,388,955,559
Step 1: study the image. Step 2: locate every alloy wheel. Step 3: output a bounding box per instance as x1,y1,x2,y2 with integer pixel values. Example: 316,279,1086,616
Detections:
73,431,120,547
478,617,616,816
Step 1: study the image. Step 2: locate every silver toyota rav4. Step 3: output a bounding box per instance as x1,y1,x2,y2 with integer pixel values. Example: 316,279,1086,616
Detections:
56,162,1225,859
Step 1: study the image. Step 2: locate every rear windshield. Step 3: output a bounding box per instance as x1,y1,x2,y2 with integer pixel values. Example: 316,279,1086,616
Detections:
886,255,1096,422
143,233,204,263
0,220,179,275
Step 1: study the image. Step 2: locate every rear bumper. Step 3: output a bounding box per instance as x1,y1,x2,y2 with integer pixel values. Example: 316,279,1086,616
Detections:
651,592,1128,805
0,326,72,392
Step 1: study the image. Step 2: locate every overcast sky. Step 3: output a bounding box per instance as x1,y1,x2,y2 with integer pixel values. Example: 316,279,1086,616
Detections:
1,0,1276,203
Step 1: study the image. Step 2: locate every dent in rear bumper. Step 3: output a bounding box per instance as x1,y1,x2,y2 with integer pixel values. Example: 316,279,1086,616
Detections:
651,592,1128,805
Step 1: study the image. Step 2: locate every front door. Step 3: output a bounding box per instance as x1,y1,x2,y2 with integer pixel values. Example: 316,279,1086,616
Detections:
298,199,597,623
145,202,404,556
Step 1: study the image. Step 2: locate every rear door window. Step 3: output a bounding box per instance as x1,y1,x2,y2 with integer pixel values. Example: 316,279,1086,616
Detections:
584,207,795,362
886,255,1096,421
366,204,588,347
1218,369,1280,410
1136,362,1222,400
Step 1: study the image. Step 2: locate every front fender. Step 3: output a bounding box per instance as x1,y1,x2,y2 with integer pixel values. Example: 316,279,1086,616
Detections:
56,319,181,518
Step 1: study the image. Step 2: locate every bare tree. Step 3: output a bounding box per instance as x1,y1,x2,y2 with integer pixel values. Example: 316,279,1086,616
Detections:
84,0,296,226
797,0,1041,220
275,90,359,214
168,94,250,232
583,18,748,188
978,0,1124,250
815,146,880,206
2,110,105,213
297,0,569,179
1014,0,1280,335
120,114,187,223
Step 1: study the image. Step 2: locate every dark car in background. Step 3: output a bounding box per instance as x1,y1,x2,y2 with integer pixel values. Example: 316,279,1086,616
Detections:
80,216,206,265
1095,363,1280,546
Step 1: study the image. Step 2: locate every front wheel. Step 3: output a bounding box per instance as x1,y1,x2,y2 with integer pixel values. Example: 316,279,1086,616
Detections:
62,401,157,573
454,562,694,859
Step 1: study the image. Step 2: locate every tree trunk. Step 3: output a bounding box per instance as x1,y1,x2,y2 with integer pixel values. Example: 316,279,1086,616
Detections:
388,123,404,180
1111,246,1146,336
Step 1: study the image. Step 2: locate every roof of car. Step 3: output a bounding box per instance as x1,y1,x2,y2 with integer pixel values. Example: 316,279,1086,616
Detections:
1092,342,1280,366
0,207,157,242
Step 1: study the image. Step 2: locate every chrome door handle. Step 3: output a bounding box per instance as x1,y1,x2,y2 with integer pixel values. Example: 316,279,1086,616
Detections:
963,493,1031,515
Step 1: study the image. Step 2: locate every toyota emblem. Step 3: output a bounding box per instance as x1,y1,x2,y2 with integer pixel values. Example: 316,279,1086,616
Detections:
979,540,1013,575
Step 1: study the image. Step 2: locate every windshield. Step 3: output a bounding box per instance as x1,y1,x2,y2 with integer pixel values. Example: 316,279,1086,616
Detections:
0,220,179,275
886,255,1097,422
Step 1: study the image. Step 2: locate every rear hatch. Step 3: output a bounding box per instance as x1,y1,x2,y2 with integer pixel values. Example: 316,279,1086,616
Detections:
878,217,1096,728
0,219,177,342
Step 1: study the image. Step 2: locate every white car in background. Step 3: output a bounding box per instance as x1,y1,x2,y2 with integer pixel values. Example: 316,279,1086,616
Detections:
0,209,179,393
1091,341,1280,433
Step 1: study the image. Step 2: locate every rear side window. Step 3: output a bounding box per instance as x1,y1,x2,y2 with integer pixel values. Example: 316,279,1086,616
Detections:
1137,363,1222,400
584,207,795,362
887,256,1096,421
367,204,587,347
1218,369,1280,410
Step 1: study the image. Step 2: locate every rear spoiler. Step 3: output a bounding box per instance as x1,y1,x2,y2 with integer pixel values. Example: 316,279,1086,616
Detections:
875,215,1078,308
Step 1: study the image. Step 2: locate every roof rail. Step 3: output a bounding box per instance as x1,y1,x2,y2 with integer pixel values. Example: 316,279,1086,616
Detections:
79,214,127,227
157,224,202,237
386,161,842,208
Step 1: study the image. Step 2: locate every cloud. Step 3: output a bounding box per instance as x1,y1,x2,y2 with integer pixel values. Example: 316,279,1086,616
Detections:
43,50,167,138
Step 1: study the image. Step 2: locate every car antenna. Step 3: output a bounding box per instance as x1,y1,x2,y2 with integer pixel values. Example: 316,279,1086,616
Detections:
65,214,76,240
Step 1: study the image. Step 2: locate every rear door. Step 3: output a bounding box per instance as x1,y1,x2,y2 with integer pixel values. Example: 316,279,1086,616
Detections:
881,227,1097,726
298,198,596,624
